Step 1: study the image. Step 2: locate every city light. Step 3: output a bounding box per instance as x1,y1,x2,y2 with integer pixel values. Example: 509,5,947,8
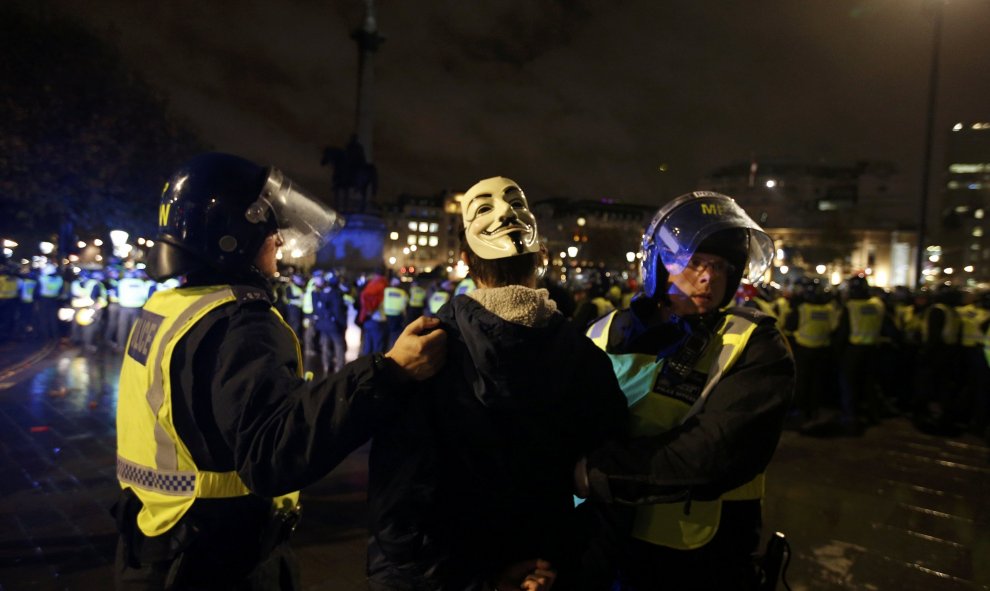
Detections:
402,247,410,254
929,254,940,263
766,179,777,188
77,241,86,248
577,217,586,227
964,265,974,273
388,256,397,264
567,246,578,258
137,237,146,245
944,267,954,274
2,239,17,248
93,238,104,246
2,248,11,257
559,251,567,259
780,265,789,274
390,231,399,240
625,252,636,263
39,241,54,254
815,264,827,274
146,240,155,247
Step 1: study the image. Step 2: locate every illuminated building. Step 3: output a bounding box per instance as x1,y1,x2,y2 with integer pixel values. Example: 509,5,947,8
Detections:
700,159,917,288
939,121,990,286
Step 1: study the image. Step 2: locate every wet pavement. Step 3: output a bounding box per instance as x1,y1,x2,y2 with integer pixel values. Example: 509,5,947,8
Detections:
0,337,987,591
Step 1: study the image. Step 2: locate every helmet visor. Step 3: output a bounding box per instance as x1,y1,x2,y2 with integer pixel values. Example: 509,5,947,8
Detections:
652,192,774,282
247,168,344,258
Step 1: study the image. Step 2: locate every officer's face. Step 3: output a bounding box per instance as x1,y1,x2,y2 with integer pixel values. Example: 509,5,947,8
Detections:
666,252,729,316
254,232,283,278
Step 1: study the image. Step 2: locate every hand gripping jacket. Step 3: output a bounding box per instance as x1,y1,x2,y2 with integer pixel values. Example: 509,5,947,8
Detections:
586,307,764,550
116,286,299,536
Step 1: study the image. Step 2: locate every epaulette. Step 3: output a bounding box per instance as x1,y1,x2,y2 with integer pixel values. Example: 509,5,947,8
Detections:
231,285,274,306
726,304,775,325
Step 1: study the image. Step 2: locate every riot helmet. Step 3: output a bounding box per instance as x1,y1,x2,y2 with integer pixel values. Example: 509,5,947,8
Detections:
640,191,773,307
147,153,342,281
846,275,870,300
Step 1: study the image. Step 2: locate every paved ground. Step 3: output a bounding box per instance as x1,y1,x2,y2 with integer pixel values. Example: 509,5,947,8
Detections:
0,338,987,590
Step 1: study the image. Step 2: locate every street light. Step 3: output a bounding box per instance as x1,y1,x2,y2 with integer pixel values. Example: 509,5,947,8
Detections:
914,0,944,289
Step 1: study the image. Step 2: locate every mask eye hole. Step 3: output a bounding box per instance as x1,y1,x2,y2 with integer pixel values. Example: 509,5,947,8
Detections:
475,204,493,215
509,200,525,209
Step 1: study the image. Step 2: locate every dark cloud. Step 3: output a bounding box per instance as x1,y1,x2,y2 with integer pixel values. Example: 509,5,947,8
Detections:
22,0,990,207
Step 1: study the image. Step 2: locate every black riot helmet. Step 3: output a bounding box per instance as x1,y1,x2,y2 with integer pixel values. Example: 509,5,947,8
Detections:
846,275,870,300
147,153,342,281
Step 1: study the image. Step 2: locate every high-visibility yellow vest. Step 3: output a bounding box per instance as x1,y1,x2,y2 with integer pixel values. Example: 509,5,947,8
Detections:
39,274,64,298
0,275,19,300
956,304,990,347
922,304,960,345
591,297,615,318
794,303,832,348
428,291,450,314
107,279,120,303
586,308,765,550
409,285,427,308
287,283,303,308
302,279,317,315
893,303,913,333
773,297,791,336
752,298,776,318
118,278,151,309
846,299,884,345
383,286,409,316
19,278,37,304
454,277,476,297
116,286,299,537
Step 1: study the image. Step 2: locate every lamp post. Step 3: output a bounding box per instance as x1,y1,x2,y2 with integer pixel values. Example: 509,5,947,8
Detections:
914,0,944,289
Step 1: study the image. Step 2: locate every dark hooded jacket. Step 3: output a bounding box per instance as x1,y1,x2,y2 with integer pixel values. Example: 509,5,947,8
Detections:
366,287,628,591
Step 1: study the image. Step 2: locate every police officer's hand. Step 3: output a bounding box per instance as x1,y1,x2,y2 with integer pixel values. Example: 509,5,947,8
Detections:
495,559,556,591
385,316,447,381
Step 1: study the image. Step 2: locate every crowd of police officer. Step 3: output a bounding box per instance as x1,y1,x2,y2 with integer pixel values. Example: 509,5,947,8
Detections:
0,262,175,351
734,277,990,442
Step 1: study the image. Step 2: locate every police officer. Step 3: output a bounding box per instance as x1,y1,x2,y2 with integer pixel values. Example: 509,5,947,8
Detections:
426,280,452,317
0,264,19,339
312,272,348,377
454,274,476,297
17,268,39,338
575,191,794,590
833,275,893,435
115,269,152,352
784,277,835,433
406,279,427,325
112,153,446,590
912,285,963,435
382,278,409,348
36,264,65,340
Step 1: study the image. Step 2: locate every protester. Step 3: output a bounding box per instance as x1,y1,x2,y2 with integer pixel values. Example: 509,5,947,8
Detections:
364,176,627,590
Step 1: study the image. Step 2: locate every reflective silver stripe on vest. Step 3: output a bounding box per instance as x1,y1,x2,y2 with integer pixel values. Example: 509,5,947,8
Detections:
148,288,235,472
680,316,756,424
117,454,196,496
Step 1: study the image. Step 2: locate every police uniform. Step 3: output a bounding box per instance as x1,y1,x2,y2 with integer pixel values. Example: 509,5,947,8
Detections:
114,274,400,589
584,302,794,590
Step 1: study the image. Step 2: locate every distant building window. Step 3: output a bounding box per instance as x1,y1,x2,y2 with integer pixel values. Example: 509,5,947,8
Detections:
948,181,962,189
419,222,429,232
429,223,439,233
428,236,439,247
418,235,428,246
968,183,982,190
407,235,416,245
408,221,418,231
974,227,984,238
949,163,986,174
976,209,985,220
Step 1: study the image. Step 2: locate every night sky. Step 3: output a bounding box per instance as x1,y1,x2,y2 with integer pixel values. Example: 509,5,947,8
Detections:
22,0,990,207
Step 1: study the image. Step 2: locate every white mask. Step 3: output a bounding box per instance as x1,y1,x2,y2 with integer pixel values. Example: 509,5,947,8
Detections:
460,177,540,260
